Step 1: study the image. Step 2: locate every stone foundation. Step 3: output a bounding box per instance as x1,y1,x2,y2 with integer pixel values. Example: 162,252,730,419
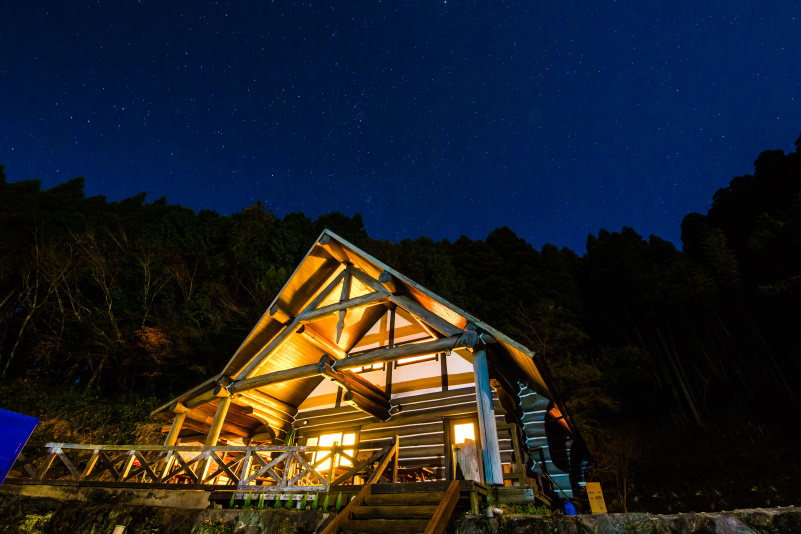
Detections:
1,484,799,533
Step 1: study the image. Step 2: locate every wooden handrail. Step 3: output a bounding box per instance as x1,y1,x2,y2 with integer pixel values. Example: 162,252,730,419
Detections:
424,480,460,534
8,440,399,491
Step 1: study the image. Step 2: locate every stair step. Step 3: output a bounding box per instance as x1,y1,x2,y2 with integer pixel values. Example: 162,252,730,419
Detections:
371,481,450,494
363,492,444,506
351,505,438,520
340,518,429,534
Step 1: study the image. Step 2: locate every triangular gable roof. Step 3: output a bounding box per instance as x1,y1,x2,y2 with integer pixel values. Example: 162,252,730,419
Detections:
152,230,557,420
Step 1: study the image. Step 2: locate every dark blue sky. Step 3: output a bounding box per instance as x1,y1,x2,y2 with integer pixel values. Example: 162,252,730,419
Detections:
3,1,799,252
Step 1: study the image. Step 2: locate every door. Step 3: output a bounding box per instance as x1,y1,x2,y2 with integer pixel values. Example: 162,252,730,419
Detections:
447,416,482,482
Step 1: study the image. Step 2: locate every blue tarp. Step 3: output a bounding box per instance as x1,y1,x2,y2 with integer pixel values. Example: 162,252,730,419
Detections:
0,409,39,485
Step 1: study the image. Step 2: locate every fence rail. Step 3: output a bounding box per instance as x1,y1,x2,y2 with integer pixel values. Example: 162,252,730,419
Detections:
8,438,398,492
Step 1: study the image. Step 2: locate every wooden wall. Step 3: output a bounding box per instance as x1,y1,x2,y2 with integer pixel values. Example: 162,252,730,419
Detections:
294,385,517,482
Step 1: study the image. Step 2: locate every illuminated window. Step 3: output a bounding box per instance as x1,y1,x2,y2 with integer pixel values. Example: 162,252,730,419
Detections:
307,431,356,471
395,353,438,367
453,422,476,444
352,362,385,373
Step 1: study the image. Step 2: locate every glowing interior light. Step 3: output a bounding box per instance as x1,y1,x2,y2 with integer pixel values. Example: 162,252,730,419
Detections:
397,353,436,365
453,422,476,444
313,432,356,471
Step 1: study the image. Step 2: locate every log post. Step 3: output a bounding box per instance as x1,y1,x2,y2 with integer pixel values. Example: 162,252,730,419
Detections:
473,348,503,485
200,395,232,482
385,306,395,396
164,403,189,447
335,269,351,343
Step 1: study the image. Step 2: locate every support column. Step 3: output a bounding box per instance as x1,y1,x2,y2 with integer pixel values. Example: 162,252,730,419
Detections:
205,395,232,447
473,348,503,485
164,403,189,446
200,394,232,482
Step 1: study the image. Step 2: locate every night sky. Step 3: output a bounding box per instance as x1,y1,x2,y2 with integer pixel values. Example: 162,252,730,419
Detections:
3,1,800,253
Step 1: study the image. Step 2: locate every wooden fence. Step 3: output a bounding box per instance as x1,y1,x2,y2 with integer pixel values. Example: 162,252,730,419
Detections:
8,437,399,492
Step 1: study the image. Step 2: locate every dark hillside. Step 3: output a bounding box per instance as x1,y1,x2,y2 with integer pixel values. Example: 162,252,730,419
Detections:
2,136,800,512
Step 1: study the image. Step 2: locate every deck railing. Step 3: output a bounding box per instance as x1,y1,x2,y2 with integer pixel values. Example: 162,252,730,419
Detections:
8,438,399,492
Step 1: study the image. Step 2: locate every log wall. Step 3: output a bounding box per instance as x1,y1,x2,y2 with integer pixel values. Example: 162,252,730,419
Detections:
294,385,517,481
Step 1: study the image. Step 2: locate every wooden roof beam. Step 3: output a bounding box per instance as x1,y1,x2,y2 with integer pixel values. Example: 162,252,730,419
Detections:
343,390,391,421
229,363,320,394
227,332,477,398
388,295,462,338
333,331,478,372
297,291,389,324
318,356,389,404
234,269,348,380
319,233,350,263
297,324,348,360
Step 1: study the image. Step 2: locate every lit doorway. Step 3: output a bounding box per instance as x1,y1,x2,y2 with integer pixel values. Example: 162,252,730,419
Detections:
447,416,481,481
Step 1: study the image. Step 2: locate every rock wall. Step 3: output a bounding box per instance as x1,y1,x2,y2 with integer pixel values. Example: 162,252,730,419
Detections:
1,485,799,534
0,487,328,534
458,508,801,534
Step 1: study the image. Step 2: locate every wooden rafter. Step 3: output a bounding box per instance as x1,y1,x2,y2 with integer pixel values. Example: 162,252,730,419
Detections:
317,355,392,420
297,291,389,324
227,332,477,397
296,324,348,360
335,269,352,343
234,269,348,381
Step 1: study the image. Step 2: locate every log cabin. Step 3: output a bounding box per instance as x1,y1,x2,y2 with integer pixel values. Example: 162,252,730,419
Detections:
151,230,592,502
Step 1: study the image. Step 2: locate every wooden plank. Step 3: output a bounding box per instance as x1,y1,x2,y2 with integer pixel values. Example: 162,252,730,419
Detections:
454,440,482,483
296,410,374,429
296,418,376,438
296,404,361,420
360,404,478,431
363,492,444,506
355,433,444,449
361,422,443,441
395,401,480,421
394,394,477,412
296,411,375,430
54,448,80,481
397,445,445,460
396,458,445,469
368,481,451,494
424,480,460,534
351,505,438,519
391,387,476,406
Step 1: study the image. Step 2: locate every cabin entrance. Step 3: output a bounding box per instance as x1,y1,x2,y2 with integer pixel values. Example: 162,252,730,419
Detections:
447,415,482,482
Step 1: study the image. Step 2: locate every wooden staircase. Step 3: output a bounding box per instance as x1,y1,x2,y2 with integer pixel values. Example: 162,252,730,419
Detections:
319,436,461,534
335,482,460,534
